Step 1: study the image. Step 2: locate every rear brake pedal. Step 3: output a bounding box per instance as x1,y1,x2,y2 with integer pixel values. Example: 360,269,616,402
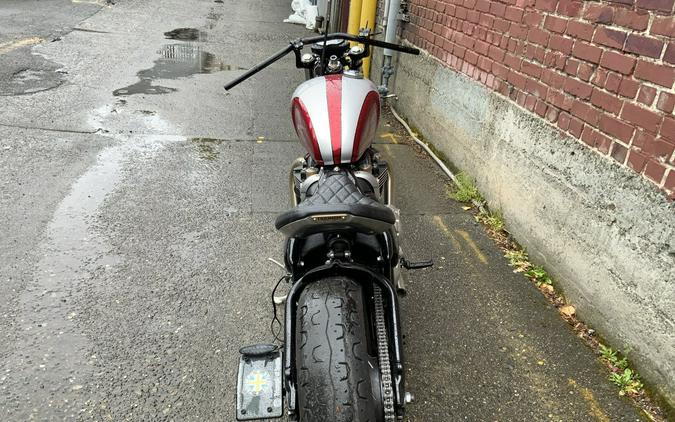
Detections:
236,344,283,420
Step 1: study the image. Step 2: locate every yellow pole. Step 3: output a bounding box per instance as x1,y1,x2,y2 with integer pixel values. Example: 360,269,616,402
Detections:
359,0,377,77
347,0,363,36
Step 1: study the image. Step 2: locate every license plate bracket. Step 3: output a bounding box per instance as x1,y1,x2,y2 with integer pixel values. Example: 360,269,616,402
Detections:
236,345,283,420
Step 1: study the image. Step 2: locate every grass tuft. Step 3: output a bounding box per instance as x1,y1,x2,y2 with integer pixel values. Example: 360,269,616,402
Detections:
449,172,484,203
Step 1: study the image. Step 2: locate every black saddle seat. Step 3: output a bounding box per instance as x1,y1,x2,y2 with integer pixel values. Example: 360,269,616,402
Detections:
275,171,396,238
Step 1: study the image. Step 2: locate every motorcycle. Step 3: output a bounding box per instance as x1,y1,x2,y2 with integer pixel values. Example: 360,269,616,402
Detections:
225,32,431,421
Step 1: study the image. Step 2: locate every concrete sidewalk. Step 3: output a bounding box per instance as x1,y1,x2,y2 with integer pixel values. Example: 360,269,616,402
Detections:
374,112,643,420
0,0,645,420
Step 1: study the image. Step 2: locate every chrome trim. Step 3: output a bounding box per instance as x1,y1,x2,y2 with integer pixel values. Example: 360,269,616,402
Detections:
300,173,321,201
354,170,380,200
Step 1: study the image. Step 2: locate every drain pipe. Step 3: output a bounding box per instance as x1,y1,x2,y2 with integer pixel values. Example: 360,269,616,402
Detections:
379,0,401,94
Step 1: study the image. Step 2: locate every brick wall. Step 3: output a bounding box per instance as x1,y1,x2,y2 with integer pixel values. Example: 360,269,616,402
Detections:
403,0,675,198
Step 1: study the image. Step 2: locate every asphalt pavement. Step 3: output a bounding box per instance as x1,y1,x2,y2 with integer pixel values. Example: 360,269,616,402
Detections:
0,0,646,420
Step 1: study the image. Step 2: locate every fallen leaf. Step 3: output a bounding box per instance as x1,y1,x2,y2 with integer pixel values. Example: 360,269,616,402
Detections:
539,284,554,294
462,206,472,211
560,305,576,317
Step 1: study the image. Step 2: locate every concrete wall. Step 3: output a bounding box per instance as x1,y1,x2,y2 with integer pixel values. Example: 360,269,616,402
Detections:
385,48,675,407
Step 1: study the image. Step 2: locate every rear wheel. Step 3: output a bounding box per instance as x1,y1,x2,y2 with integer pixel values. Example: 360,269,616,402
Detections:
295,277,380,422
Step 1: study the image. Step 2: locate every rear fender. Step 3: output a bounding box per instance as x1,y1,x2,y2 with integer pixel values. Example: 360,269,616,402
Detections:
283,262,404,418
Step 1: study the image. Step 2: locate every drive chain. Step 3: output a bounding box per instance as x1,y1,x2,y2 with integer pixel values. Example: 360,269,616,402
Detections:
373,285,395,421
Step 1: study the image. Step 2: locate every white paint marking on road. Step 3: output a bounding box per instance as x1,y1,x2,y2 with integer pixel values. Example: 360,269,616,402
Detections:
0,37,43,55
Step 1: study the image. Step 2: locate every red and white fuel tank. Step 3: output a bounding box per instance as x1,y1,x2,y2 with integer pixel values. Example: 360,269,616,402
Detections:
291,74,380,166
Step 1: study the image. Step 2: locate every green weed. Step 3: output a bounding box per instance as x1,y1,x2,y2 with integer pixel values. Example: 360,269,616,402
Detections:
524,265,552,285
449,172,484,203
610,369,643,396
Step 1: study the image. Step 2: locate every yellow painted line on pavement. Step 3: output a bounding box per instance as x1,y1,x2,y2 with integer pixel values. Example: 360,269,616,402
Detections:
432,216,462,251
568,379,610,422
0,37,43,55
454,229,488,264
379,132,399,144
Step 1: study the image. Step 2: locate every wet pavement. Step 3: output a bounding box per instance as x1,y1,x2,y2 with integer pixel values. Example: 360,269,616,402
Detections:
0,0,645,420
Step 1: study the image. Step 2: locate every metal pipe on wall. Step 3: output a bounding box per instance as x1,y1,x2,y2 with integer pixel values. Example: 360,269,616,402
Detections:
380,0,401,93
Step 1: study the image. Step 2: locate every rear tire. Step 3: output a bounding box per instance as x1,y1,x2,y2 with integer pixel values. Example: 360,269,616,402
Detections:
295,277,379,422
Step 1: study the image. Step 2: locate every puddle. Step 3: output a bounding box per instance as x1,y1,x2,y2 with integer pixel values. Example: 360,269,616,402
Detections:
164,27,207,41
113,44,244,96
190,137,227,160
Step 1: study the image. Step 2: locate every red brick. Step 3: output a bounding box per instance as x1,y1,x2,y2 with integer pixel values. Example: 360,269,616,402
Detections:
488,44,506,61
614,9,650,31
476,0,491,12
528,28,550,46
581,124,597,146
651,16,675,37
572,41,603,63
627,149,649,172
548,34,574,54
558,111,572,130
544,15,568,33
564,58,580,75
583,4,614,24
571,100,599,124
557,0,583,17
657,92,675,113
643,138,675,159
637,85,657,106
611,142,628,163
505,6,524,22
634,60,675,87
624,34,664,59
593,27,627,50
535,99,548,116
546,107,559,122
490,2,507,16
479,13,494,27
593,68,609,87
474,40,489,55
636,0,675,12
591,88,623,114
599,114,635,141
618,77,640,98
535,0,558,11
525,94,537,111
526,78,548,98
665,170,675,192
567,21,595,41
622,103,663,134
644,160,666,184
600,50,636,75
665,44,675,65
523,43,546,62
633,129,656,149
548,89,575,110
494,18,510,32
542,68,566,88
662,117,675,142
605,72,622,93
504,53,522,70
509,23,528,40
508,70,527,88
596,132,613,154
521,60,543,77
569,116,584,137
578,63,595,81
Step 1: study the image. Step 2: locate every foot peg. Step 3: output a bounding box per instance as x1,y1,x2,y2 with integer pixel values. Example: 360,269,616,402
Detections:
400,257,433,270
236,344,283,420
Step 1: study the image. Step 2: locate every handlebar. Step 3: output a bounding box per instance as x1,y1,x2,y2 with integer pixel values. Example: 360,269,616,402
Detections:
223,33,420,91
